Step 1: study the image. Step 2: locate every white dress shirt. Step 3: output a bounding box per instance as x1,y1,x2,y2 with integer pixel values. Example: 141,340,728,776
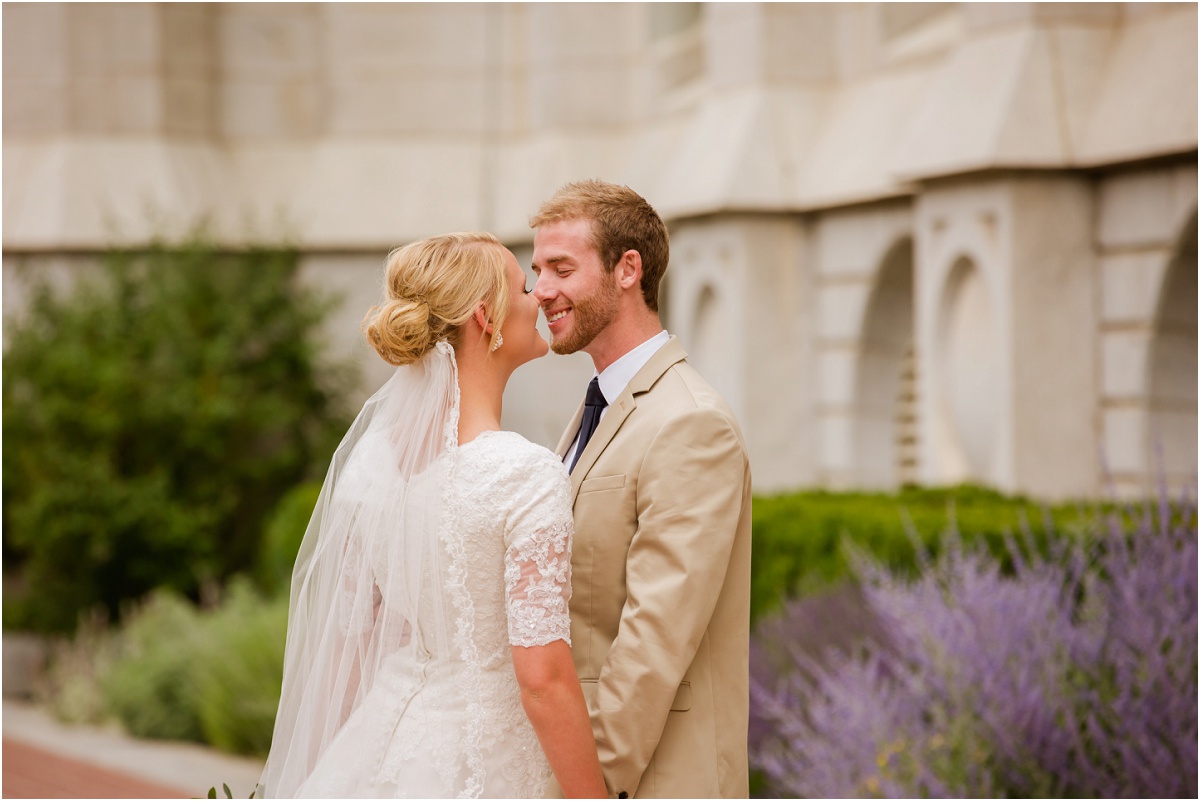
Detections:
564,330,670,468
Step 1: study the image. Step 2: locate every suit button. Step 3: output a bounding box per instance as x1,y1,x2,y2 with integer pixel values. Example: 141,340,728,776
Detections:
618,793,628,799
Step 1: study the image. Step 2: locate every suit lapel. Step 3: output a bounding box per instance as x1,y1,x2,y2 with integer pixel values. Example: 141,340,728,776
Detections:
555,401,585,459
568,337,688,500
569,393,635,500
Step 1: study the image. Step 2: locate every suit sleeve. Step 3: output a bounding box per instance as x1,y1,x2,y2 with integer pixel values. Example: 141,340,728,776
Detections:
590,407,747,797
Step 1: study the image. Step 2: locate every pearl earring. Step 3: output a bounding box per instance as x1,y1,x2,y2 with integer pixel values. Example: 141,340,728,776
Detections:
490,332,503,351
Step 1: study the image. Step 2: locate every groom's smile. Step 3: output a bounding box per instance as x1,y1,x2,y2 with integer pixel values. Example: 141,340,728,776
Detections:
541,301,580,347
531,218,622,356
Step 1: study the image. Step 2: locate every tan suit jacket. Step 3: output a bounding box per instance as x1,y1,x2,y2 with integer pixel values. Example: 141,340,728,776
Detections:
555,337,752,799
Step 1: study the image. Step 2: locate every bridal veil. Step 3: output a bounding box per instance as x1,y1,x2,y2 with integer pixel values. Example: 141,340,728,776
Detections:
259,341,462,797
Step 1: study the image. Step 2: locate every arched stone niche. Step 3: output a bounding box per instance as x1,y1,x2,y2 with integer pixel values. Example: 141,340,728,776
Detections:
853,237,915,488
1146,211,1198,487
935,255,1001,483
689,282,739,410
666,227,747,423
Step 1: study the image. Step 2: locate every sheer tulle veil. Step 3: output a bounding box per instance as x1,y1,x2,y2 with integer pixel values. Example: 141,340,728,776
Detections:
258,341,461,797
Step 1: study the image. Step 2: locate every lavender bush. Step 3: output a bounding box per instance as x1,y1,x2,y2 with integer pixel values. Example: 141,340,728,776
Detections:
750,492,1197,798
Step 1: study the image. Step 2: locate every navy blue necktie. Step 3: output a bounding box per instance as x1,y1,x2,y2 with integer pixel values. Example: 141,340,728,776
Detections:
569,377,607,474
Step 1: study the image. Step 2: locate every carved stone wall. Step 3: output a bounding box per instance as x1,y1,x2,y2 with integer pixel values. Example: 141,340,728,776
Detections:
4,2,1195,497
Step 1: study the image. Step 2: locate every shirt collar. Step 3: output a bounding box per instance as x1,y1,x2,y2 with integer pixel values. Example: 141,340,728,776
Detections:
594,330,670,404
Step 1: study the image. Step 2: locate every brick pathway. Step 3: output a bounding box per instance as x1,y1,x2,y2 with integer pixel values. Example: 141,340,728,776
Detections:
3,738,191,799
2,699,262,799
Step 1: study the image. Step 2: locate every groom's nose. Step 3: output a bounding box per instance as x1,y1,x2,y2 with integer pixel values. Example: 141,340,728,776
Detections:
532,272,554,305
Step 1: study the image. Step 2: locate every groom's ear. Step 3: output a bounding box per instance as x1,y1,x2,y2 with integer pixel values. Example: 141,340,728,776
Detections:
614,250,642,292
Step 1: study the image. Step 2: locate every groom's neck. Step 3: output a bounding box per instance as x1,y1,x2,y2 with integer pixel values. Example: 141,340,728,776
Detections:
585,310,663,374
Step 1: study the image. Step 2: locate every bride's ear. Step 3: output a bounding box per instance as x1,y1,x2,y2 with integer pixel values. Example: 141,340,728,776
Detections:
472,303,492,335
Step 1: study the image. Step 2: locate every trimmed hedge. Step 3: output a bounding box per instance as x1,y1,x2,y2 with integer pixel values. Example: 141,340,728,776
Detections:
751,484,1100,620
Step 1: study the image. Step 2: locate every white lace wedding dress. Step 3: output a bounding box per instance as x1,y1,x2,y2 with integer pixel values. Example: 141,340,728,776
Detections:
260,344,574,799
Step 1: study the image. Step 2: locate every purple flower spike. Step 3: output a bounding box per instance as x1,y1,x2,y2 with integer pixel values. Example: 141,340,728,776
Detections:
749,486,1198,798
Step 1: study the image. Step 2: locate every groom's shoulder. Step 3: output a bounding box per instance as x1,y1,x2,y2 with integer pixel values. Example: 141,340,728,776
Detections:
633,363,748,476
644,358,741,430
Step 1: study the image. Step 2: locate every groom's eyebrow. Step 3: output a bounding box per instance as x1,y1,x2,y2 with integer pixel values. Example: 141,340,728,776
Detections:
532,255,568,273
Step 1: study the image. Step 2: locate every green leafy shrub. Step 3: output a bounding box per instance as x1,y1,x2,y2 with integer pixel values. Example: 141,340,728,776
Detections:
256,481,322,595
3,238,353,631
101,591,208,742
189,581,288,755
35,483,1117,761
37,609,118,726
42,578,288,756
751,484,1099,620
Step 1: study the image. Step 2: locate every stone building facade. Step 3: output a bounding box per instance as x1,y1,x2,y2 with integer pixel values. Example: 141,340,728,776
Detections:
4,2,1196,498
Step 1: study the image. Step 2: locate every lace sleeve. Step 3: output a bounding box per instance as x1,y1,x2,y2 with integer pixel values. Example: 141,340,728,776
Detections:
503,450,574,648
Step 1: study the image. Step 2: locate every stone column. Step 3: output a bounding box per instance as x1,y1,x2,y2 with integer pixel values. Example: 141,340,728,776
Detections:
1095,163,1198,496
811,202,914,489
914,174,1098,500
669,214,815,492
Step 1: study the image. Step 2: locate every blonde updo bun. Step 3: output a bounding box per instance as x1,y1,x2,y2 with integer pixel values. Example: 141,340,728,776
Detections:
363,232,511,366
363,296,439,367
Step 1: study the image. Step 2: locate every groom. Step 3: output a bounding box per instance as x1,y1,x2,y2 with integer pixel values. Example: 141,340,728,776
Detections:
530,181,752,799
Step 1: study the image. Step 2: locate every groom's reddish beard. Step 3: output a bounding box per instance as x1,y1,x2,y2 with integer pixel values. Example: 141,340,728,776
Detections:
549,271,621,355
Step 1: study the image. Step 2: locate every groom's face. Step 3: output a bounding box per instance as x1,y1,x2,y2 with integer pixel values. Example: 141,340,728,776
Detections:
531,218,620,356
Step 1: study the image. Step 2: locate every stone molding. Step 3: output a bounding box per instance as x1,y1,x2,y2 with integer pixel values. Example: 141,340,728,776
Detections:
3,3,1195,249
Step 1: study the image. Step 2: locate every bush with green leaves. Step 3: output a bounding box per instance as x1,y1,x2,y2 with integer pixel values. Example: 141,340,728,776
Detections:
42,579,288,756
36,482,1131,765
3,238,353,631
750,484,1100,620
256,481,322,595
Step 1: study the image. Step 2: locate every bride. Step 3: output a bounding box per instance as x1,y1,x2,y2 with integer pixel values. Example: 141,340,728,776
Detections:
258,233,607,798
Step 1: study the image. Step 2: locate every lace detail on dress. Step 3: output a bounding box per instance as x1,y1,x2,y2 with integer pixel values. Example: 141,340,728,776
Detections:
436,340,460,452
505,519,572,647
437,447,489,797
445,432,571,797
290,426,568,799
430,341,490,798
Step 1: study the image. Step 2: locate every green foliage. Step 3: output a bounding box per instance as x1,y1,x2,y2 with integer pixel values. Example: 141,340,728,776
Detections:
3,237,353,631
42,578,288,756
208,781,256,799
189,581,288,755
256,481,322,594
34,483,1116,762
37,609,118,726
101,591,208,742
750,484,1097,620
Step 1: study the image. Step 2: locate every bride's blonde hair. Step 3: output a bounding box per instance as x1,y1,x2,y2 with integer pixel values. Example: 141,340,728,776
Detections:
363,232,511,365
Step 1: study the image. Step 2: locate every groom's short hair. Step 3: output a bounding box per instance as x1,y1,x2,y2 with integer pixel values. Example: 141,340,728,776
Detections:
530,180,670,313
